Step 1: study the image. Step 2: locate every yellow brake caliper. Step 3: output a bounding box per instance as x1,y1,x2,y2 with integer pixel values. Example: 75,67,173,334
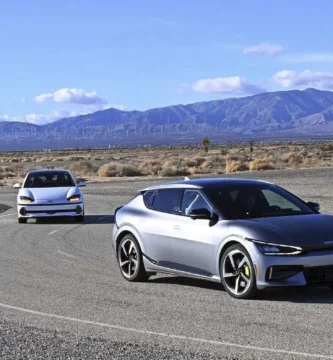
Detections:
244,264,250,277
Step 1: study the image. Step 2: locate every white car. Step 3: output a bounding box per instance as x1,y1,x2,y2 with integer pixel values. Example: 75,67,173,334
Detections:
14,169,86,224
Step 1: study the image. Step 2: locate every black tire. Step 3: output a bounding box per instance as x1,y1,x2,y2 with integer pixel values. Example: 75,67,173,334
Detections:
117,234,149,282
220,244,258,299
18,218,27,224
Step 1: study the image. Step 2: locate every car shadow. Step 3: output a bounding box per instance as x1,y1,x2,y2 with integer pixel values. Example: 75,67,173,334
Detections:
259,287,333,304
150,276,224,291
150,276,333,303
31,215,114,225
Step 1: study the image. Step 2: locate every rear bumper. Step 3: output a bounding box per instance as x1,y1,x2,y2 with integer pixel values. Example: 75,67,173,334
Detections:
17,202,84,218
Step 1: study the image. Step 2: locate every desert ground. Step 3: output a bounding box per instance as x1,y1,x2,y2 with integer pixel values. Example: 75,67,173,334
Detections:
1,141,333,187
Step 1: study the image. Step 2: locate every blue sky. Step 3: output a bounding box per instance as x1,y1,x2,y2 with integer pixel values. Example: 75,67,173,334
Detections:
1,0,333,124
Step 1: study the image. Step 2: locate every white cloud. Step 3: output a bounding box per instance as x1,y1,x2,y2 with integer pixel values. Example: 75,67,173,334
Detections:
242,42,284,57
271,69,333,89
35,88,108,105
192,76,265,95
281,52,333,63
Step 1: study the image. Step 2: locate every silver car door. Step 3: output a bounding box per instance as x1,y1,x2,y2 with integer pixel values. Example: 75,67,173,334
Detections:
171,189,221,276
138,189,183,265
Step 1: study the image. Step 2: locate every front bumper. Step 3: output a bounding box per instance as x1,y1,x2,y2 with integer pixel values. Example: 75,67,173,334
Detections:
255,248,333,289
17,202,84,218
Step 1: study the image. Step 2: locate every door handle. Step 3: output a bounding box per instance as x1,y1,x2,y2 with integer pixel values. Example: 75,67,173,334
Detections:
173,225,180,230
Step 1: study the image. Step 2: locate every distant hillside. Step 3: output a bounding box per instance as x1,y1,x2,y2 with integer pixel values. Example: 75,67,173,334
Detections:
3,88,333,149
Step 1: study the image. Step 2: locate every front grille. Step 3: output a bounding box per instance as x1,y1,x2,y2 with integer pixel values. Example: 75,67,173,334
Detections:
26,209,77,214
303,266,333,284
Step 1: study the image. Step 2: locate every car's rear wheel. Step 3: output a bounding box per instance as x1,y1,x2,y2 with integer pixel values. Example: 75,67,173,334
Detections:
117,234,149,282
221,244,258,299
18,218,27,224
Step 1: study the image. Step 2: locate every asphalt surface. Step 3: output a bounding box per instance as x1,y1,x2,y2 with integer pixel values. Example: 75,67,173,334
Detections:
1,168,333,359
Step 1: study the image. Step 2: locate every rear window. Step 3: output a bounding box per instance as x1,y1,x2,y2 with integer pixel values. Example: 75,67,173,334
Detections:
143,190,155,208
151,189,183,214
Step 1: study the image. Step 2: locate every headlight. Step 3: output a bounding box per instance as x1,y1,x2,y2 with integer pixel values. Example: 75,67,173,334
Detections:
68,195,81,202
20,196,33,203
251,239,302,256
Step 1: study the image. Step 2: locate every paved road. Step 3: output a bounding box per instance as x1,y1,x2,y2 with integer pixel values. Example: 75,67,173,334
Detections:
1,168,333,359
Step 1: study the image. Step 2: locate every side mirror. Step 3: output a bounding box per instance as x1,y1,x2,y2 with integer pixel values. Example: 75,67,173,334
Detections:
189,208,212,220
307,201,320,212
13,183,21,189
77,180,86,187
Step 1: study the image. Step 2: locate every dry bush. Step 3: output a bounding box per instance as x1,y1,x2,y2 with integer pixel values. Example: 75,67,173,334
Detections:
282,153,303,167
249,158,276,171
159,166,190,177
68,161,97,175
67,156,86,161
36,157,51,162
225,159,249,173
2,172,15,178
138,159,162,176
201,155,225,169
183,156,206,168
98,162,142,177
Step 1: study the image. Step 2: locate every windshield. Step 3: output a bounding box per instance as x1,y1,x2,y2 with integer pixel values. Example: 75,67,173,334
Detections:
203,183,316,220
24,172,75,188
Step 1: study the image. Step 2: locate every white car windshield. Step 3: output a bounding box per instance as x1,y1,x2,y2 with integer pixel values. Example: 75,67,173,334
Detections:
24,171,75,188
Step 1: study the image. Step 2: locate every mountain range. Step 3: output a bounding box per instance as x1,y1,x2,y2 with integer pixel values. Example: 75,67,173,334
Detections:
2,88,333,149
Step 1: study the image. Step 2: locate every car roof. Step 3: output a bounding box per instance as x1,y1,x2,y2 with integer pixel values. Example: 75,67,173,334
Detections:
141,178,273,191
27,169,70,175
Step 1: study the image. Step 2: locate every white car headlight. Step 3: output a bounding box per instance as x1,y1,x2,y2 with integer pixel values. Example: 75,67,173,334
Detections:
250,239,303,256
68,195,81,202
20,196,34,203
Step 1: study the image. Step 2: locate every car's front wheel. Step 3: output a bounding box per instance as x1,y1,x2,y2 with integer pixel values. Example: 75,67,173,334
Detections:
117,234,149,282
220,244,258,299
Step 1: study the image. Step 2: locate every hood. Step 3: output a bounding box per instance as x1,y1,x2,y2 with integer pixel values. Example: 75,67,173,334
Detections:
19,187,80,203
229,214,333,249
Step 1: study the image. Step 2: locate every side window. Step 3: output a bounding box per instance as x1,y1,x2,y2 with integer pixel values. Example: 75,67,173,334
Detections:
143,190,155,208
151,189,183,214
181,190,211,216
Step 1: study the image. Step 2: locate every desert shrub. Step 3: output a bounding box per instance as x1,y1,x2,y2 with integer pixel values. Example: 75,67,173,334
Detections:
68,161,97,175
183,156,206,168
282,153,303,167
138,159,162,176
249,158,276,171
3,172,15,178
67,156,86,161
225,160,249,173
159,166,190,177
202,155,225,169
98,162,142,177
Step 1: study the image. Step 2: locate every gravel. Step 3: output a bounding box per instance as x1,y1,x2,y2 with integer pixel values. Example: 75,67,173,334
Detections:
0,319,233,360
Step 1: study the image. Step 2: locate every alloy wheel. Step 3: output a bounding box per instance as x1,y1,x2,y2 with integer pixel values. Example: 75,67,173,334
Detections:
118,238,139,279
222,249,252,296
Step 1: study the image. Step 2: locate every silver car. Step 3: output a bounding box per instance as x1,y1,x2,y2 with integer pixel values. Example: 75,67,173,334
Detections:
14,169,86,223
112,178,333,299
